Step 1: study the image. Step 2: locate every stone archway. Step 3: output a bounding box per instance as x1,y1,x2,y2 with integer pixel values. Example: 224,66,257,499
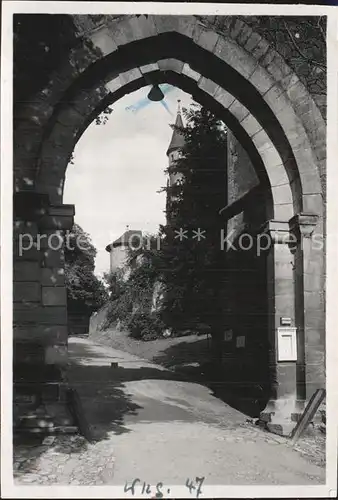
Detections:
13,14,325,434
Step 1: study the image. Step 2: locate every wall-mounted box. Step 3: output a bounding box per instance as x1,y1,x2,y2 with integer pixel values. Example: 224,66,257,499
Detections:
236,335,245,348
224,329,233,341
277,327,297,361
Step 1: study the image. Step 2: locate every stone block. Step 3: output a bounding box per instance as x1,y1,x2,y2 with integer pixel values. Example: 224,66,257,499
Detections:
14,325,68,345
71,86,109,117
181,63,201,82
214,87,235,109
229,18,245,40
13,341,45,364
305,382,325,402
90,27,118,56
313,135,326,163
265,53,292,84
36,230,64,250
48,122,76,149
214,36,257,80
228,99,250,123
42,286,67,306
39,215,73,231
45,344,68,366
273,203,294,223
13,302,40,323
140,63,159,75
240,113,262,138
286,80,315,116
274,278,294,298
251,129,272,152
250,65,275,95
264,86,289,115
259,145,284,172
251,38,270,61
13,241,41,261
244,31,262,53
305,328,325,346
273,108,308,152
305,308,324,331
237,24,253,47
304,268,323,292
105,77,122,94
14,282,41,303
42,183,63,206
119,68,142,87
302,194,323,216
107,19,138,47
42,249,65,268
56,106,83,130
269,164,289,188
304,290,325,313
153,15,196,38
151,15,180,35
197,77,219,97
300,111,326,155
279,72,300,94
14,261,40,282
271,184,293,206
158,59,184,73
176,16,197,39
304,348,325,380
18,306,65,326
13,221,38,239
41,267,65,286
297,170,322,195
193,25,219,52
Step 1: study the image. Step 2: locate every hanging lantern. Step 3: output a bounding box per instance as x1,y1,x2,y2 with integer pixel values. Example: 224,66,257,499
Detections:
147,84,164,102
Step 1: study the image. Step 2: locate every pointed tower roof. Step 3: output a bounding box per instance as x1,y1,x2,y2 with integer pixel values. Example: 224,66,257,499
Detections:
105,226,142,252
166,100,185,156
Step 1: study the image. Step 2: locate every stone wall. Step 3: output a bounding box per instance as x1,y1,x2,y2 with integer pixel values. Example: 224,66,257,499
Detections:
89,302,111,335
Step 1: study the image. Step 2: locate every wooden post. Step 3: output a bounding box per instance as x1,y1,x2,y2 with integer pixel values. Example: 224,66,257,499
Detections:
290,388,326,444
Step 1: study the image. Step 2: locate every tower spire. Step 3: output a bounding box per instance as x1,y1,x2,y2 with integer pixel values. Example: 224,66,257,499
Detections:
166,99,185,156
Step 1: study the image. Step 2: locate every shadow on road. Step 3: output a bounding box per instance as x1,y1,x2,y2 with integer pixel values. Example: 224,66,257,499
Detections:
13,336,270,476
67,340,193,442
153,338,271,419
14,341,192,476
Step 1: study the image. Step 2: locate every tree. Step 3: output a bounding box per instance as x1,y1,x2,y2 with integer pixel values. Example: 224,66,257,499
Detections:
159,104,227,334
64,224,108,316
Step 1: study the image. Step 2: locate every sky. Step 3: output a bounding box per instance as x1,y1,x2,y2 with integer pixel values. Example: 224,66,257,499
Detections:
63,84,194,277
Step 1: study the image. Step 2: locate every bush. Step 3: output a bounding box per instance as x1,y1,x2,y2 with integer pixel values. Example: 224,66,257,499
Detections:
127,312,165,341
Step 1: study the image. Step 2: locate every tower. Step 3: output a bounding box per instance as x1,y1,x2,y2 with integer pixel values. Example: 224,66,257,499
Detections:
166,100,186,221
105,226,142,277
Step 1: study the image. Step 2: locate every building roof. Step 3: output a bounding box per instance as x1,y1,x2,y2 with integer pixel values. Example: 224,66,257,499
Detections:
166,101,185,156
105,229,142,252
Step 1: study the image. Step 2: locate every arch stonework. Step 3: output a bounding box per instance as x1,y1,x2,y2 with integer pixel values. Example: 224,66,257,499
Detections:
13,15,325,434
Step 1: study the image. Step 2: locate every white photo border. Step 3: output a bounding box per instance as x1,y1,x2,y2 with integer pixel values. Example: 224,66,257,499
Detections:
1,2,337,498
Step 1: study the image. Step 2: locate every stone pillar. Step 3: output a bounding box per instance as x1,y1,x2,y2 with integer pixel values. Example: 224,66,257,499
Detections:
13,192,74,424
259,220,297,435
289,214,324,407
259,214,324,435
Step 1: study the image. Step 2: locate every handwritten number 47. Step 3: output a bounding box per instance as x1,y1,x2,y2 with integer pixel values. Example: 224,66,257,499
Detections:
185,477,205,498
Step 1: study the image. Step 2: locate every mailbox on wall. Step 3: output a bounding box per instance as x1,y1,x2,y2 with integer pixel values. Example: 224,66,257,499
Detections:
277,327,297,361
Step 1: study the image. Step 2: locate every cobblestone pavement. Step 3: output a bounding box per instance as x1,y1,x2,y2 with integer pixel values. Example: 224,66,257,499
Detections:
14,434,115,485
13,337,325,486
